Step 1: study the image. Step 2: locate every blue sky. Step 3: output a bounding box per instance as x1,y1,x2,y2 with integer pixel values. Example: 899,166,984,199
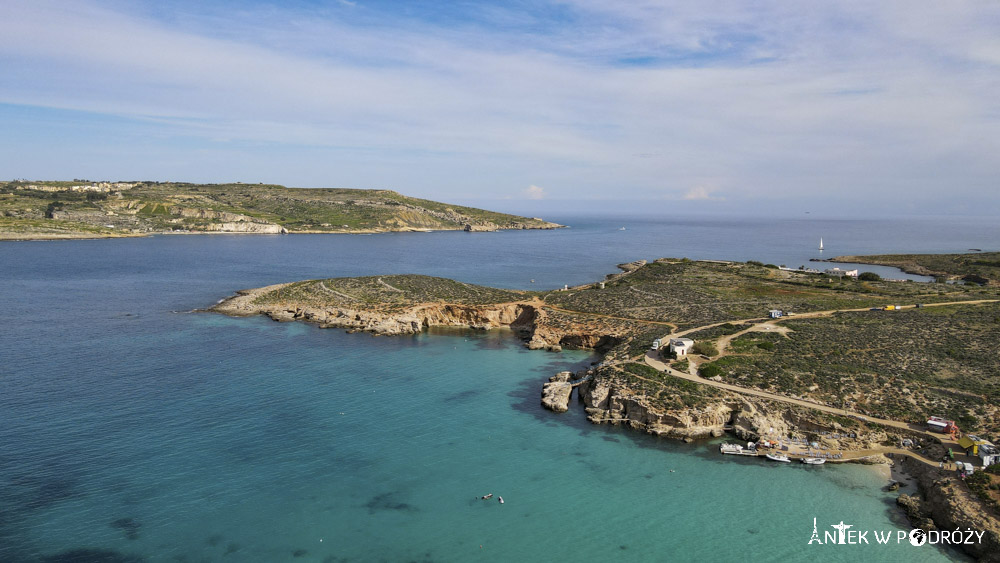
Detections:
2,1,999,216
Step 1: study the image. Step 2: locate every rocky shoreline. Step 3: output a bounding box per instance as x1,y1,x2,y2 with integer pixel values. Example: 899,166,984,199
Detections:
213,284,933,451
211,268,999,559
0,221,563,241
893,453,1000,561
211,284,623,354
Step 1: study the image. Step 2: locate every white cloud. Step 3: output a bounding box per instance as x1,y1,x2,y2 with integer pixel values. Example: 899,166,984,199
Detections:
524,185,546,200
0,1,998,210
681,186,724,201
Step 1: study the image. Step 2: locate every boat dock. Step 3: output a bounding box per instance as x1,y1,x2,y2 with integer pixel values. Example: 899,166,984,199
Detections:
719,442,845,462
720,444,759,456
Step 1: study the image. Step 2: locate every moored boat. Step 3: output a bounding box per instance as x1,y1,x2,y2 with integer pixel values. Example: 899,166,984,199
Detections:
802,457,826,465
765,453,791,463
720,443,743,454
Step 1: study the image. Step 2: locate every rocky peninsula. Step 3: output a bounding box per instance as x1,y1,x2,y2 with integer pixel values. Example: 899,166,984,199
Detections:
213,255,1000,559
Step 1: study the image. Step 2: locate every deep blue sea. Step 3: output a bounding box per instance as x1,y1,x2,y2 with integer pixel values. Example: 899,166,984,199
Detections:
3,215,997,562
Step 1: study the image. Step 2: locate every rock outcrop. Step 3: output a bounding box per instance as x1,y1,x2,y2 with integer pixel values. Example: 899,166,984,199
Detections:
541,371,575,412
464,222,498,232
212,289,617,355
729,398,794,442
894,455,1000,561
577,376,734,438
225,301,536,336
202,221,287,234
603,260,648,282
170,207,287,233
576,375,900,447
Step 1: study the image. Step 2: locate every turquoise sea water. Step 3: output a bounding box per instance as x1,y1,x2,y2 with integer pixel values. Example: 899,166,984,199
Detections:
4,215,996,561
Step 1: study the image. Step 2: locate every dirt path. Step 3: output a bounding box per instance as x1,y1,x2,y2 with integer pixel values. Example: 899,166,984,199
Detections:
638,298,1000,451
644,350,931,431
645,350,965,465
674,299,1000,389
626,357,948,466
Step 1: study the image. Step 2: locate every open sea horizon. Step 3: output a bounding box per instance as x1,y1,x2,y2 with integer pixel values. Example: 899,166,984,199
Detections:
3,214,996,562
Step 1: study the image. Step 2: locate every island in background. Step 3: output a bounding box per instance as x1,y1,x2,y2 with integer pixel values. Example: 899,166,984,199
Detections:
0,180,562,240
213,253,1000,560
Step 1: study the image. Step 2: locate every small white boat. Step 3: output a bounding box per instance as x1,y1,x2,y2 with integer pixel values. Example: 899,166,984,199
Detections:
765,453,791,463
802,458,826,465
819,237,824,251
498,496,504,504
619,227,626,231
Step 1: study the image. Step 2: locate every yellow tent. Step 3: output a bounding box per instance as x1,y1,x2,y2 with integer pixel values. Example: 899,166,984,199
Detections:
957,436,982,455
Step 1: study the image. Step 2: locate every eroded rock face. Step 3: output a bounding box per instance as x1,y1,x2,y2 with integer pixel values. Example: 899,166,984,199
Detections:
541,381,573,412
729,399,793,442
202,222,287,234
895,456,1000,561
167,208,288,233
212,292,617,355
577,377,733,438
897,493,934,529
264,303,533,336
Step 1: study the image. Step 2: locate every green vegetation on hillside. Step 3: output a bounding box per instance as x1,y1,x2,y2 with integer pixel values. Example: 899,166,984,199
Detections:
254,275,532,312
545,259,988,330
616,362,722,409
701,304,1000,431
0,180,561,239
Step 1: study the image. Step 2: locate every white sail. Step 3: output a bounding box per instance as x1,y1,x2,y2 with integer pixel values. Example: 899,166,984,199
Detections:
819,237,824,251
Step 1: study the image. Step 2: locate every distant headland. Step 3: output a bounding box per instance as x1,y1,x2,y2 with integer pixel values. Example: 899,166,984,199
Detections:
0,180,563,240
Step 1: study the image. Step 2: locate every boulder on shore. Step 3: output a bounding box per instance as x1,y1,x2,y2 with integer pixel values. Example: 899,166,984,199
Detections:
541,381,573,413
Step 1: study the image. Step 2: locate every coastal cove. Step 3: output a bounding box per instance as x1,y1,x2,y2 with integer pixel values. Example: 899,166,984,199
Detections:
3,215,998,561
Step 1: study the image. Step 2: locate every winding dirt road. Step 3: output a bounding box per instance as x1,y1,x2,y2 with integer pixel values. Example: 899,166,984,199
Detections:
640,298,1000,464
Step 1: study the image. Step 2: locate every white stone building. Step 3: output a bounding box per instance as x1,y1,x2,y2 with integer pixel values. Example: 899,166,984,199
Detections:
669,338,694,356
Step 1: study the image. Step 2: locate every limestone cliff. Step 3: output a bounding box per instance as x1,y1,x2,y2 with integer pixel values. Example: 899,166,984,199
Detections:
894,455,1000,561
540,371,576,413
577,375,733,438
575,371,906,449
211,285,622,354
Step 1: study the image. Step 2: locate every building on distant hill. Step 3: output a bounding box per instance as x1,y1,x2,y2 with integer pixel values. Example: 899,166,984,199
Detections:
824,267,859,278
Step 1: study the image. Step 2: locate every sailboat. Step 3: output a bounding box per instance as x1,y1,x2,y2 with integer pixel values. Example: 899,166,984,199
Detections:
819,238,824,251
